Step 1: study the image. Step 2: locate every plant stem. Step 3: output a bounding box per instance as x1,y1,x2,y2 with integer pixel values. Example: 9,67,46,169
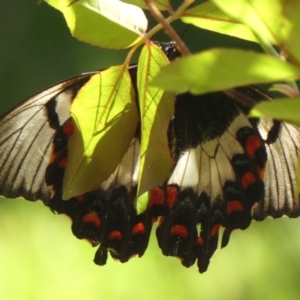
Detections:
124,0,194,65
145,0,194,56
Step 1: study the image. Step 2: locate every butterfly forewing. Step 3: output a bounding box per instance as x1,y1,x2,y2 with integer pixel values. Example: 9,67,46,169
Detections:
0,73,94,201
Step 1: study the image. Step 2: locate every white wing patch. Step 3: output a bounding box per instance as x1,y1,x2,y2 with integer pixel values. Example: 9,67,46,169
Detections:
168,111,253,203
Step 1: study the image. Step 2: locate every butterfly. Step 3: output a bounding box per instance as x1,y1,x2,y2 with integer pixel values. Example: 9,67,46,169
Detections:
0,42,299,273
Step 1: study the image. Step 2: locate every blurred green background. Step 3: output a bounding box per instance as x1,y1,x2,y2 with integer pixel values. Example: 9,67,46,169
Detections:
1,1,300,299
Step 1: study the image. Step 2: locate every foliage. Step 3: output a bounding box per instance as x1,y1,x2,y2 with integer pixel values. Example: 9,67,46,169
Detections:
45,0,300,202
1,1,300,299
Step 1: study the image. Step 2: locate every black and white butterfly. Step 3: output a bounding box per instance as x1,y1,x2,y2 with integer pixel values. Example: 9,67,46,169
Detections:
0,42,299,273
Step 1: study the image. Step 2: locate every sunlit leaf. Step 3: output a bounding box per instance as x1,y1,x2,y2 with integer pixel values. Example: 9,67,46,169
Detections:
63,65,138,199
250,98,300,125
211,0,300,63
97,0,148,34
136,42,174,207
151,49,300,94
123,0,171,11
181,2,257,43
45,0,146,49
136,192,150,215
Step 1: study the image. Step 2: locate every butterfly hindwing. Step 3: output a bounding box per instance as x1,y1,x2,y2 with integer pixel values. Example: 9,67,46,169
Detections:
253,120,300,219
46,113,153,264
154,90,266,272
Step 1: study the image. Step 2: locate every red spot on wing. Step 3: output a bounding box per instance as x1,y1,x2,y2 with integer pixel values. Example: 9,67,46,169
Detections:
149,187,164,206
171,225,188,239
63,120,75,138
59,158,68,168
166,186,178,209
75,194,85,202
108,231,123,241
195,237,204,246
131,222,145,235
246,135,262,157
227,200,244,214
82,212,101,228
241,172,256,189
210,224,221,237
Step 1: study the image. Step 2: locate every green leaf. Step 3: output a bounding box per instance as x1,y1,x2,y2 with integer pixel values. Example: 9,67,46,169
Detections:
135,192,150,215
151,49,300,94
123,0,171,11
211,0,300,63
136,42,174,203
63,65,138,199
181,2,257,43
45,0,146,49
250,98,300,126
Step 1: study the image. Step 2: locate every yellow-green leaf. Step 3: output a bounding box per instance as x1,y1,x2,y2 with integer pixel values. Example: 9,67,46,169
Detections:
211,0,300,63
136,42,174,206
123,0,171,11
45,0,146,49
135,192,150,215
250,98,300,126
151,49,300,95
63,65,138,199
181,2,257,43
96,0,148,34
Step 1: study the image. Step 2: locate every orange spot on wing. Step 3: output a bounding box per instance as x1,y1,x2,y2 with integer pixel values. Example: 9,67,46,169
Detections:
108,231,123,241
131,222,145,235
257,164,266,181
166,186,178,209
171,225,188,239
246,135,262,157
195,237,204,246
59,158,68,168
210,224,221,237
227,200,244,214
49,152,59,164
75,194,85,202
241,172,256,189
149,187,164,206
63,121,75,138
82,212,101,228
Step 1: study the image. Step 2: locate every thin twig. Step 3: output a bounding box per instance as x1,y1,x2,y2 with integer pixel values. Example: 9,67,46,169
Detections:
144,0,192,56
